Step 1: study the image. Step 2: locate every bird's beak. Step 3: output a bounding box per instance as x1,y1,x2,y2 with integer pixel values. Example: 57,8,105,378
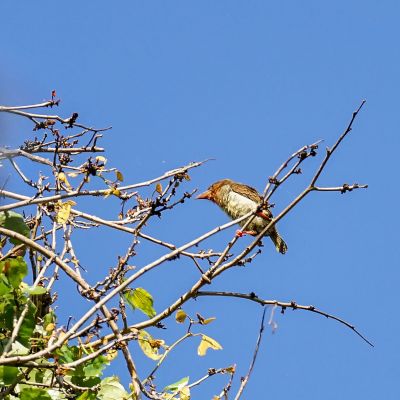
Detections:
196,190,211,200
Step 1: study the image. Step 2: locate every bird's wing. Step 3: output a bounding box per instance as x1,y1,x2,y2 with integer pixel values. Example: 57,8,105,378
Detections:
230,182,263,203
231,182,273,218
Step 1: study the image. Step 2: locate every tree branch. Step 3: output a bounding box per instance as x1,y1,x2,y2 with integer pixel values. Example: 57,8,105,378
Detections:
234,308,266,400
196,291,373,346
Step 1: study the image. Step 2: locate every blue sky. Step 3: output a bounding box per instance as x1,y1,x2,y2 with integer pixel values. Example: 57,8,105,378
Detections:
1,1,399,399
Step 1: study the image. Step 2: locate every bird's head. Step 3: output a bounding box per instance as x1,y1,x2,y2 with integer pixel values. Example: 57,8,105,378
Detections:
197,179,233,205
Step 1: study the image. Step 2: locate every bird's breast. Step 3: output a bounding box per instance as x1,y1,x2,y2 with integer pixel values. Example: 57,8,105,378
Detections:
220,191,271,234
223,191,258,219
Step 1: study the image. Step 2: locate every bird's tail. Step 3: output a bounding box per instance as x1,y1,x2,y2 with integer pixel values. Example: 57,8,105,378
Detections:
270,230,287,254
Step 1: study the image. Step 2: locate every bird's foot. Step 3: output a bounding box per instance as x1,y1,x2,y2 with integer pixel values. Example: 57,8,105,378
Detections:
235,229,257,237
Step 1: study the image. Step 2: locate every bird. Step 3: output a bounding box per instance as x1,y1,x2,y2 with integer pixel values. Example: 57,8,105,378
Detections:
197,179,287,254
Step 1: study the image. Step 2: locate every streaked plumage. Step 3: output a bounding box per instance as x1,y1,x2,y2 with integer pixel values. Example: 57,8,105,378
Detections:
197,179,287,254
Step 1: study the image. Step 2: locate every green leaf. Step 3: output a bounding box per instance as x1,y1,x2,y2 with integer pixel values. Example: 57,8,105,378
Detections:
0,211,30,244
22,285,48,295
7,340,30,356
0,365,18,386
164,376,190,392
97,376,129,400
18,301,37,348
20,387,52,400
124,287,156,318
56,347,108,388
55,345,79,363
0,295,15,330
28,367,48,384
83,355,109,377
1,257,28,288
71,375,101,389
0,273,11,295
43,311,56,331
76,391,97,400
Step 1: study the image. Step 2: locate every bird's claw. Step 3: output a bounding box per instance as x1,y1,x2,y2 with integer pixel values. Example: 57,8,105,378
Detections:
236,229,245,238
236,229,256,238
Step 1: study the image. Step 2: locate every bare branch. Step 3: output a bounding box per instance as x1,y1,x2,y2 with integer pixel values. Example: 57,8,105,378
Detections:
234,308,266,400
0,107,111,132
311,100,366,186
0,159,210,212
0,98,370,398
196,291,373,346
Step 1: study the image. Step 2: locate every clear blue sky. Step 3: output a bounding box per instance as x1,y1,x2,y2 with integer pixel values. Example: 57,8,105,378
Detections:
1,1,399,399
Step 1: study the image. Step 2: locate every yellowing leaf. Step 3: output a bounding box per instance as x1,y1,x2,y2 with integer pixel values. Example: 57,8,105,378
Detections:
180,386,190,400
55,201,76,224
104,188,121,199
105,349,118,361
102,337,109,346
138,330,162,360
175,310,187,324
115,170,124,182
196,313,216,325
103,188,113,198
124,287,156,318
197,334,222,357
57,172,71,188
155,183,163,195
164,377,189,392
45,323,55,333
71,257,79,267
67,172,79,178
224,365,236,374
58,331,68,344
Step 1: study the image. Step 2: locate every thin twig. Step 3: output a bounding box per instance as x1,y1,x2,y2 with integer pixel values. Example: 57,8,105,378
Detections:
0,159,210,212
196,291,373,346
311,100,366,186
234,308,266,400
